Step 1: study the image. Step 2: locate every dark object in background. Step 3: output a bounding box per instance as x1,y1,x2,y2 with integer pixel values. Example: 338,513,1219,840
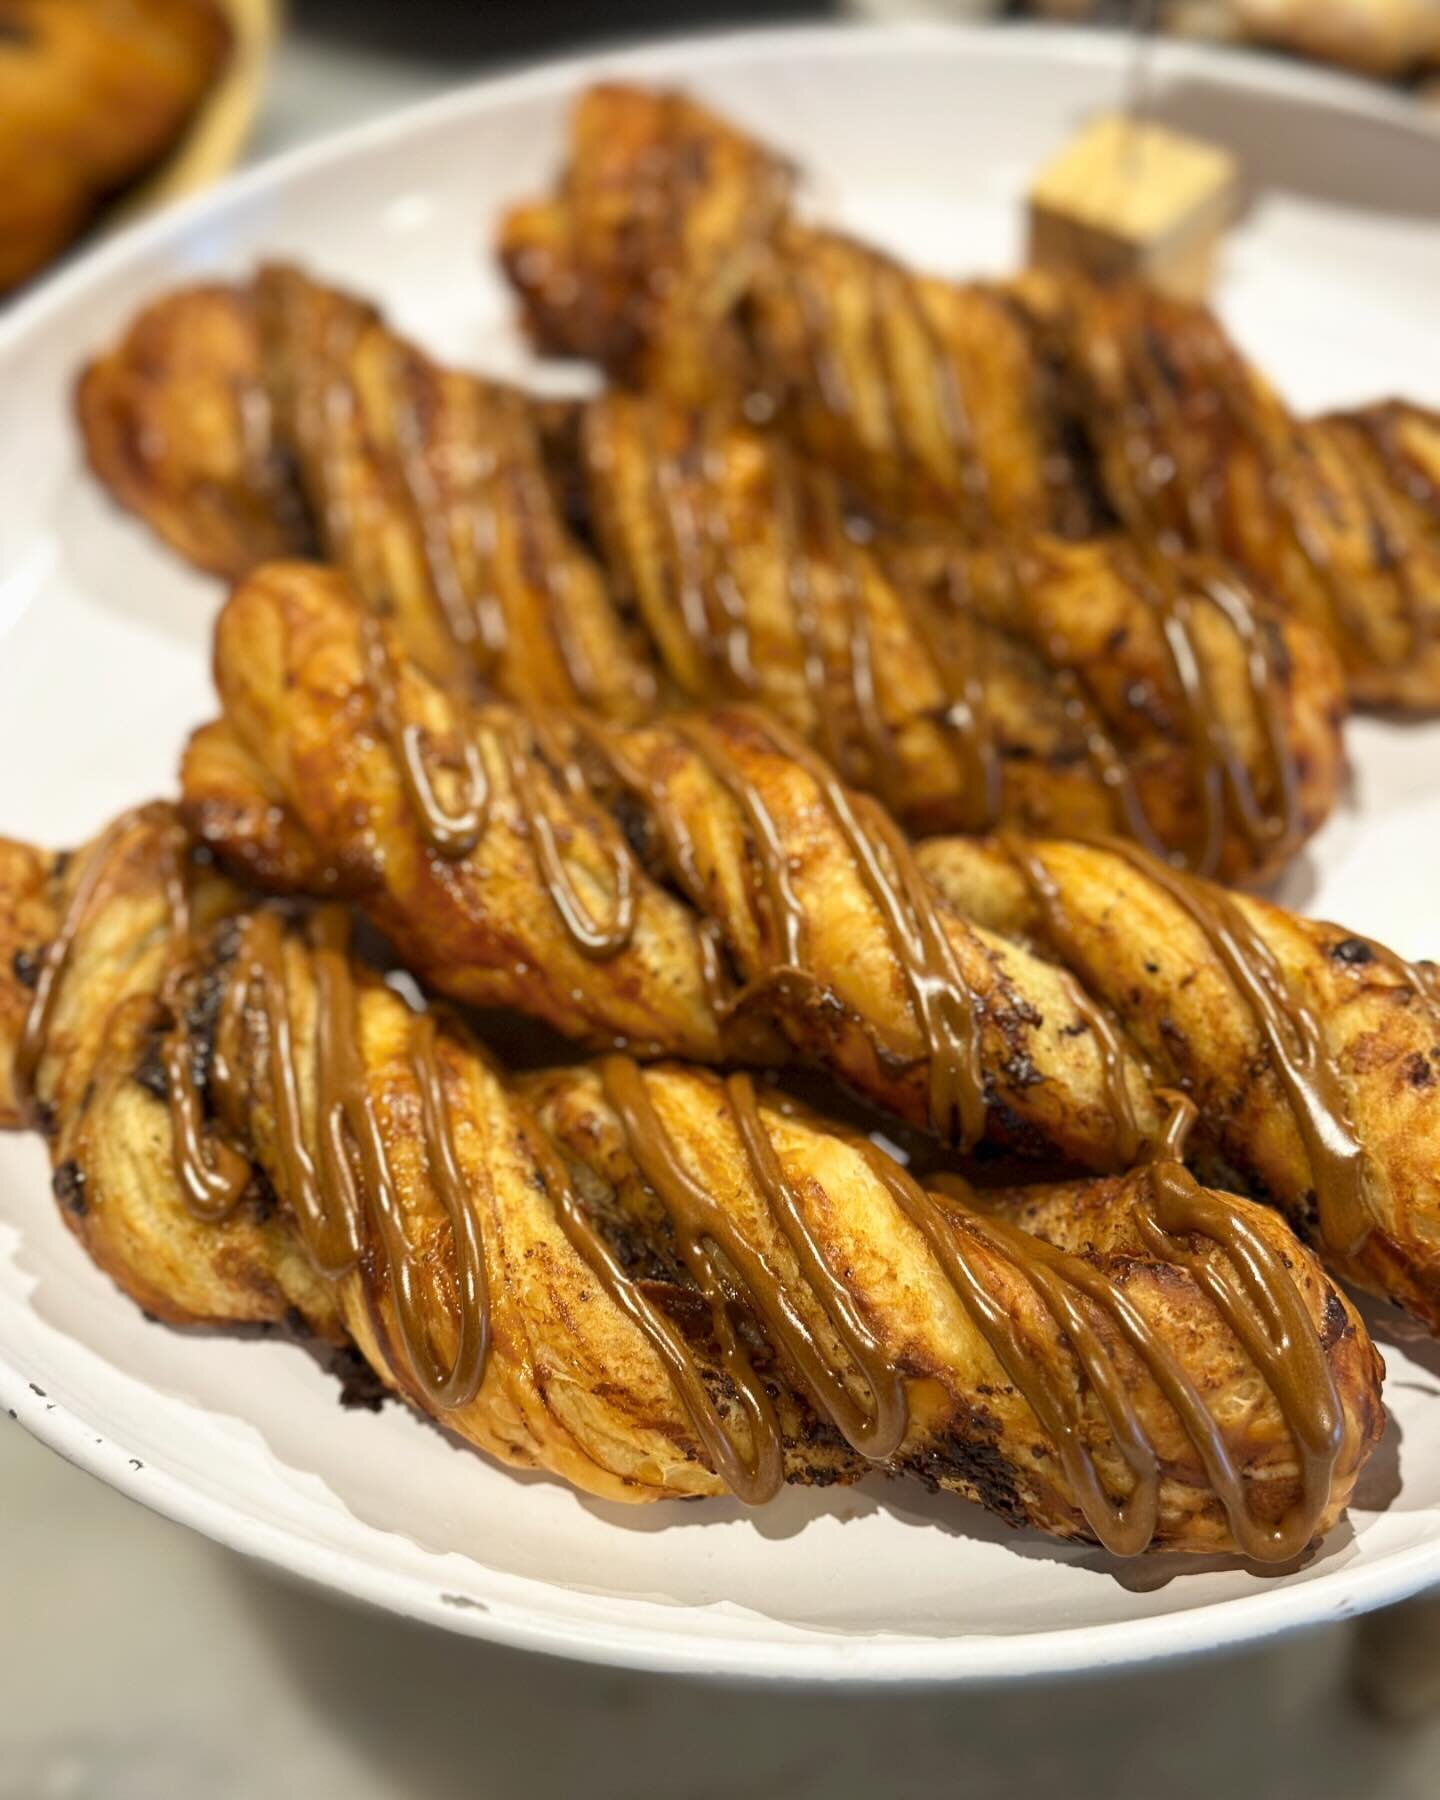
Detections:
289,0,834,64
0,0,232,294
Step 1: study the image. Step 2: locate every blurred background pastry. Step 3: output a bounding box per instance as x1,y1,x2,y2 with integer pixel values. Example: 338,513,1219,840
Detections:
851,0,1440,81
0,0,261,295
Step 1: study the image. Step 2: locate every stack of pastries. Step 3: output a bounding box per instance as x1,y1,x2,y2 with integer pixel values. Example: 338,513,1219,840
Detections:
11,81,1440,1566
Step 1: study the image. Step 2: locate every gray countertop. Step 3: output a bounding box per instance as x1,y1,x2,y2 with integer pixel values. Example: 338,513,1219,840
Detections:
5,15,1440,1796
5,1414,1440,1799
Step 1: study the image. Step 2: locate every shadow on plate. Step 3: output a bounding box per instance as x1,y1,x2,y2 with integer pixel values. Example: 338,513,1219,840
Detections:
12,1198,1387,1620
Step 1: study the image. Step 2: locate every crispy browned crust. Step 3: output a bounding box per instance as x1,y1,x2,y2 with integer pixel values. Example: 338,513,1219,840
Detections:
498,84,795,407
1053,282,1440,712
0,807,337,1329
189,561,1160,1167
79,267,1345,879
0,0,231,292
0,806,1385,1544
250,263,663,717
178,561,1440,1336
584,390,1346,877
79,266,662,719
499,83,1440,710
1313,400,1440,708
916,835,1440,1326
77,283,314,578
179,719,340,895
498,85,1092,536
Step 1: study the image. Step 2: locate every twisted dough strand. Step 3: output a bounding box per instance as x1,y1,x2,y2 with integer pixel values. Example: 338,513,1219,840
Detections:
183,561,1440,1326
189,560,1159,1167
0,804,1385,1551
77,265,1346,880
499,82,1440,709
584,388,1343,877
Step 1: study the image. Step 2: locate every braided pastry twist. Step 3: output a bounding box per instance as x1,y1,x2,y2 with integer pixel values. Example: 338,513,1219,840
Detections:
77,264,1346,879
0,805,1385,1553
183,561,1440,1327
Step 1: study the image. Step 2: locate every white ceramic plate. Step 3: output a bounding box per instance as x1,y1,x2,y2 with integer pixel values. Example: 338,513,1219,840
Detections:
2,22,1439,1683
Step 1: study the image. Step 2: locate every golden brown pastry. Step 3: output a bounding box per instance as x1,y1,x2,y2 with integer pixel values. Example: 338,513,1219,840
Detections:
79,266,659,720
181,560,1440,1330
583,389,1344,875
251,263,659,716
500,84,1095,537
188,560,1158,1166
0,801,1386,1551
917,833,1440,1328
78,266,1348,879
499,83,796,416
500,83,1440,710
0,0,230,293
75,283,315,577
1057,283,1440,711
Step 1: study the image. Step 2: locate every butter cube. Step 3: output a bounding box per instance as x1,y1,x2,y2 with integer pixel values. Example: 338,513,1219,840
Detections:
1027,113,1238,300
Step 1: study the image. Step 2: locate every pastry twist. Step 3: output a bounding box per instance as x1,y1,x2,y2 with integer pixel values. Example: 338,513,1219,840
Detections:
499,82,1440,709
582,388,1343,876
0,804,1386,1553
183,561,1440,1328
1056,284,1440,711
499,85,1090,536
78,265,1346,879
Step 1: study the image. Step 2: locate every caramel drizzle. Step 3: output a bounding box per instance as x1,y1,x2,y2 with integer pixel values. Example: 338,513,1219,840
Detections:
501,711,638,959
500,387,613,709
284,274,606,706
952,539,1155,856
793,474,908,820
359,627,636,958
637,397,1000,836
1136,1094,1346,1560
772,235,991,526
981,531,1296,878
1188,562,1300,862
1113,310,1300,861
1096,838,1379,1258
14,810,177,1121
998,832,1143,1167
19,827,1344,1552
905,556,1002,833
384,339,491,673
545,1056,1343,1554
1117,303,1375,667
291,283,375,587
176,907,490,1411
1002,824,1408,1263
24,821,257,1224
643,408,758,699
672,711,990,1146
162,1008,251,1221
551,1054,913,1501
571,705,991,1144
1188,327,1367,651
1127,550,1299,874
361,612,488,859
872,1087,1342,1559
1347,404,1440,520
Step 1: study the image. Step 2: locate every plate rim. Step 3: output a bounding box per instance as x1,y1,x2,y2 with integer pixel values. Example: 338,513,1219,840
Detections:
3,16,1440,1683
